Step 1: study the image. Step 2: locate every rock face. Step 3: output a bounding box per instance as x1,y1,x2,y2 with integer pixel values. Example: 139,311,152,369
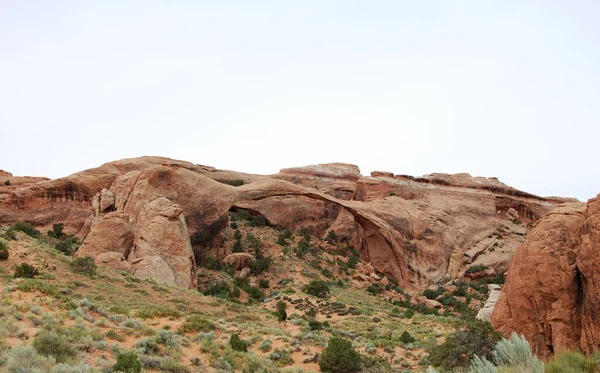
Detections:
476,284,502,321
0,156,570,290
491,198,600,358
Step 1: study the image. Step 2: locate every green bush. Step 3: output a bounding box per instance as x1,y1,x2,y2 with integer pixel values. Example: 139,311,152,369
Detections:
70,257,96,276
366,283,383,295
14,263,39,278
203,280,231,298
12,222,41,238
233,229,243,240
230,221,238,229
135,337,159,354
55,240,74,255
4,228,17,240
302,280,330,298
0,240,8,260
113,351,142,373
48,223,65,239
545,351,596,373
274,301,287,321
258,278,269,288
250,255,273,275
428,320,501,370
229,333,248,352
4,179,10,186
400,331,415,344
465,264,490,275
309,319,323,331
423,287,445,300
32,331,76,363
178,315,215,334
231,179,244,187
347,255,360,269
248,215,267,227
232,239,243,253
319,337,362,373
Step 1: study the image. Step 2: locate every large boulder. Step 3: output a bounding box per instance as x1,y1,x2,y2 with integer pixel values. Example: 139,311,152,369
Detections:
491,201,596,358
476,284,502,321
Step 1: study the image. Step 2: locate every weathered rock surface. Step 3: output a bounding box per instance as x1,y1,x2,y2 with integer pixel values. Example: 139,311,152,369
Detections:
476,284,502,321
0,156,571,290
491,200,600,358
223,253,254,270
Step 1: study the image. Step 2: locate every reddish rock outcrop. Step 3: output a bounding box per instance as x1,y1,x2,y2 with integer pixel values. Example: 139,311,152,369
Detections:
491,199,600,358
0,157,569,291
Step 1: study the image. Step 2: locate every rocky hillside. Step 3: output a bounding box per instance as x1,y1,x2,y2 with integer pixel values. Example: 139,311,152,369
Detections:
0,157,570,291
491,194,600,359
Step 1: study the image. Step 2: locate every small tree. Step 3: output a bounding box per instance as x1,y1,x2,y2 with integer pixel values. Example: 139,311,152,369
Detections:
319,337,362,373
0,240,8,260
113,351,142,373
48,223,65,239
232,239,243,253
400,331,415,344
229,333,248,352
4,179,10,186
274,301,287,321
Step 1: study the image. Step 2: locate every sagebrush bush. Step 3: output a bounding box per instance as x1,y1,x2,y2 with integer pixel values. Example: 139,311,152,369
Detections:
319,337,362,373
492,333,543,372
3,345,55,373
178,315,215,334
14,263,39,278
69,257,96,276
32,331,76,363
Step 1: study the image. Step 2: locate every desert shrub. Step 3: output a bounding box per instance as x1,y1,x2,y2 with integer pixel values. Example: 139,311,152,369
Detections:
0,240,8,260
3,345,55,373
469,355,497,373
258,278,270,288
135,337,159,354
203,280,231,298
423,287,445,300
12,222,41,238
32,331,77,363
249,249,273,275
48,223,65,239
55,240,74,255
274,301,287,321
346,255,360,269
4,228,17,240
202,256,224,271
4,179,10,186
229,333,248,352
246,285,265,301
308,319,323,331
319,337,362,373
230,221,238,229
428,319,501,369
14,263,39,278
232,239,243,253
70,257,96,276
113,351,142,373
277,229,293,246
326,230,338,244
52,363,94,373
248,215,267,227
231,179,244,187
400,331,415,344
178,315,215,334
366,283,383,295
306,307,317,317
545,351,596,373
404,308,415,319
492,333,543,372
302,280,330,298
465,264,490,276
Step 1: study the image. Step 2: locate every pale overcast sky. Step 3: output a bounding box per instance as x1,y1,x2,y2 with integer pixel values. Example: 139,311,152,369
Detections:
1,1,598,201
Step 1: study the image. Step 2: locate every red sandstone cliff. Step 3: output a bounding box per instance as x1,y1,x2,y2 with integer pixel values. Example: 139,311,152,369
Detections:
0,157,568,290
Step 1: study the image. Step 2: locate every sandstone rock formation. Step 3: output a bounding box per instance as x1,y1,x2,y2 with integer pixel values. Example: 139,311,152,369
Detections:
223,253,254,270
0,157,571,290
491,198,600,358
